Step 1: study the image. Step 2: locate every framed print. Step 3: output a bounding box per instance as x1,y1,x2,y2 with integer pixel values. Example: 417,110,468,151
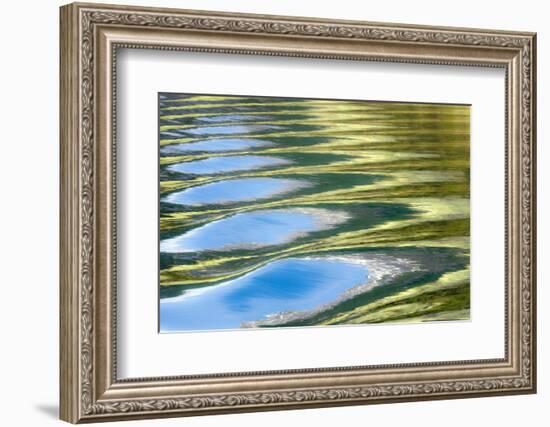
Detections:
59,2,537,423
157,94,472,333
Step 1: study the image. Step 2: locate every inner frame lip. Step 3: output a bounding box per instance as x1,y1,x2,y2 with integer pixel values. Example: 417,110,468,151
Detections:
109,43,511,386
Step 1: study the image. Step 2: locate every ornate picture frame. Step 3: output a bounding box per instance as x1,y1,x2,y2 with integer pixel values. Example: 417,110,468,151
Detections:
60,2,536,423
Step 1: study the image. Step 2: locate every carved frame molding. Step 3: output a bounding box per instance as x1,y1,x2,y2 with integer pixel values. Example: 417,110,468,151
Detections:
60,2,536,423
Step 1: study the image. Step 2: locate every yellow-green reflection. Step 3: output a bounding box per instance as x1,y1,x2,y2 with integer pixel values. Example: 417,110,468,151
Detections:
159,93,470,330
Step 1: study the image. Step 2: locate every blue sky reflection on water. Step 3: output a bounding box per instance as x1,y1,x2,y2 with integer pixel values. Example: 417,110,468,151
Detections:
163,177,311,206
160,138,275,154
167,155,291,175
160,208,348,253
185,124,280,136
196,114,269,123
160,257,369,332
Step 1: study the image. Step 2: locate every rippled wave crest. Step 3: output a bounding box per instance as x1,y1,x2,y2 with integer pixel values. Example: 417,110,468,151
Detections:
158,93,471,333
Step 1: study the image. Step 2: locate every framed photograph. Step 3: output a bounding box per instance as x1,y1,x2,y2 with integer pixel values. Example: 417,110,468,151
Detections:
60,2,537,423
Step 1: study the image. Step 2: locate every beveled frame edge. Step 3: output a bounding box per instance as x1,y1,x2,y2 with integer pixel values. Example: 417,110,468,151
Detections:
59,2,537,423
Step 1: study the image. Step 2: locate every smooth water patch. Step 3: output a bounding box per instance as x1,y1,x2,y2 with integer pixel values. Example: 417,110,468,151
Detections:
160,138,275,154
163,177,312,206
160,208,349,253
166,155,291,175
185,124,280,136
160,257,369,332
160,130,189,138
196,114,269,123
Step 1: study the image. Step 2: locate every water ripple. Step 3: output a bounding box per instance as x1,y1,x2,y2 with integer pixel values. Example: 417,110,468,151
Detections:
160,208,349,253
167,155,291,175
163,177,312,206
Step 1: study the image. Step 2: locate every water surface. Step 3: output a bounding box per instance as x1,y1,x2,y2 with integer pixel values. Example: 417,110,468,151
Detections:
160,138,275,154
160,208,349,253
160,257,369,332
159,93,471,332
196,114,269,123
162,177,311,206
167,155,290,175
185,124,280,136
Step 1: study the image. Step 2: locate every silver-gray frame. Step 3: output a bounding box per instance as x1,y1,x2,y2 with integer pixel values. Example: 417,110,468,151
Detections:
60,2,536,423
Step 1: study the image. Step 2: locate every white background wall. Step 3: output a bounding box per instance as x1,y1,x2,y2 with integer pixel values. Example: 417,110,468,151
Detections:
0,0,546,425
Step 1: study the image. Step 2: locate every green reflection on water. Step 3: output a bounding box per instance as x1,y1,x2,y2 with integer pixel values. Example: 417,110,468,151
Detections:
159,93,470,328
